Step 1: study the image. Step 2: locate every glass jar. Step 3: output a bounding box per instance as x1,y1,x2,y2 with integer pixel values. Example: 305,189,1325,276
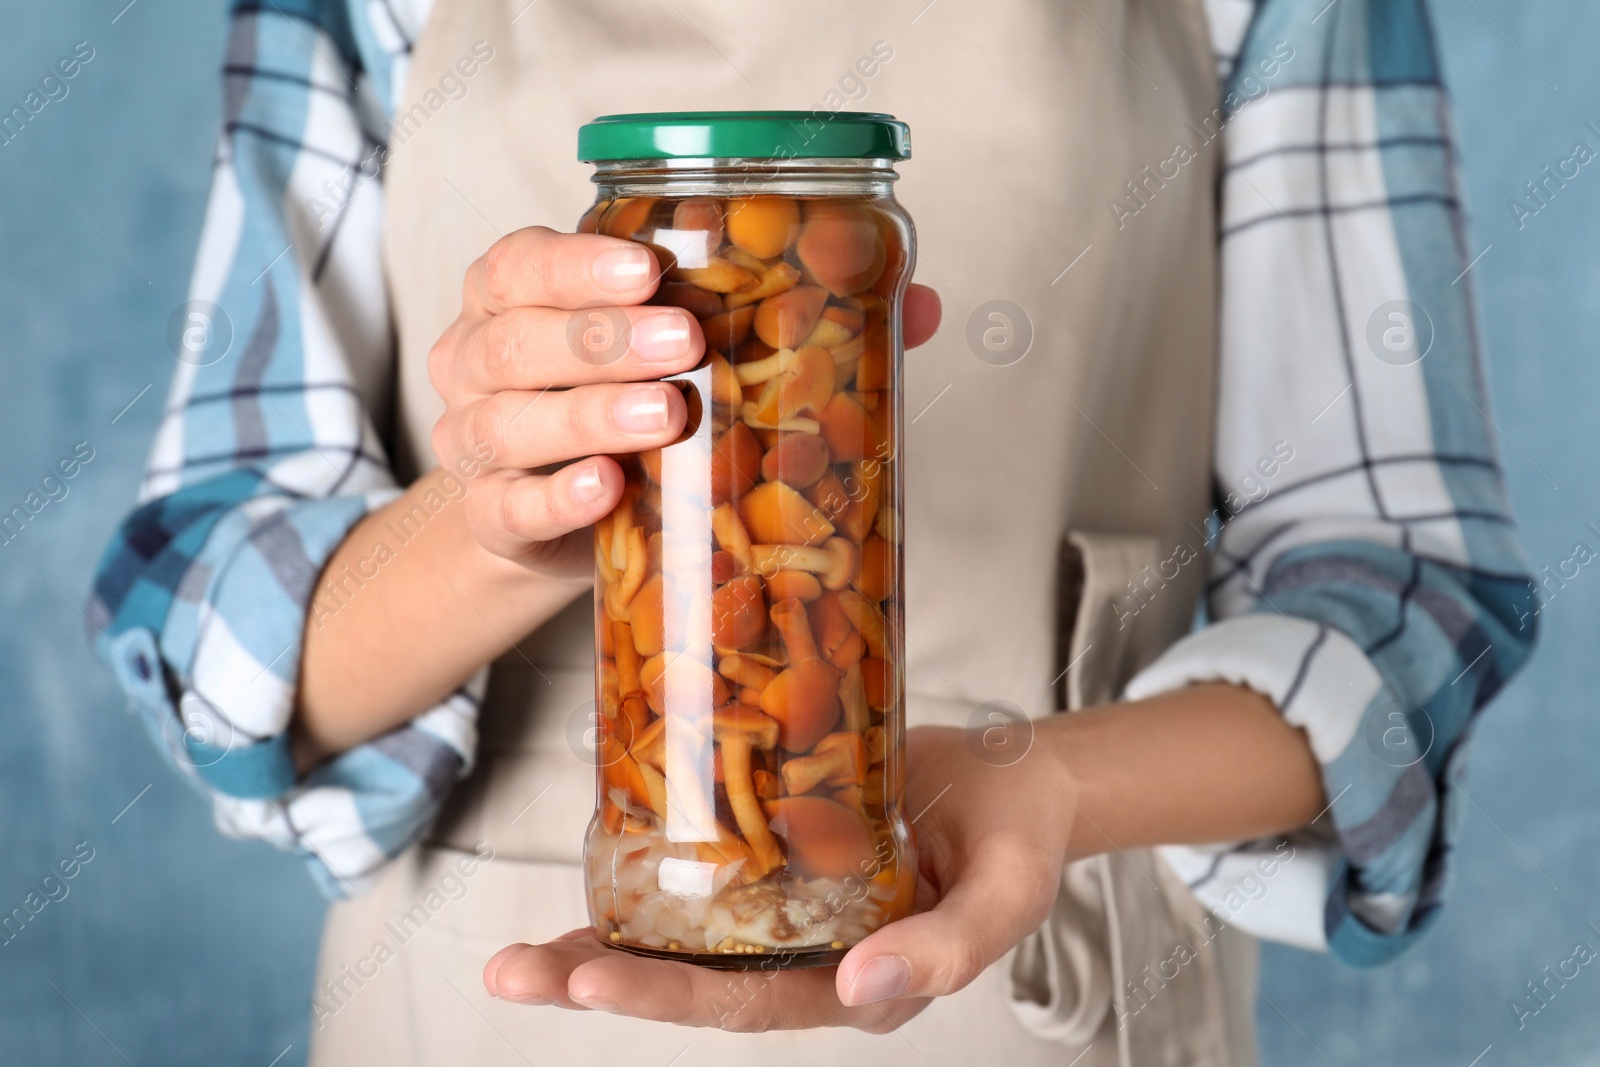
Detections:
578,112,917,968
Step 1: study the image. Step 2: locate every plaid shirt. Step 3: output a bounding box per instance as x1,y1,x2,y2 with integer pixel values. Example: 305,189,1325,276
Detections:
89,0,1535,966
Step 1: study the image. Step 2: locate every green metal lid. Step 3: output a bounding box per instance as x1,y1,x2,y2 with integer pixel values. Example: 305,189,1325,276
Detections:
578,111,911,163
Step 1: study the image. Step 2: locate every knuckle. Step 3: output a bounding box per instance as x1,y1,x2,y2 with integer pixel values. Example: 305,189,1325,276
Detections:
481,239,520,304
428,418,454,467
561,389,600,446
855,1012,907,1036
469,396,510,459
425,334,452,397
933,935,990,995
500,480,559,541
477,313,526,389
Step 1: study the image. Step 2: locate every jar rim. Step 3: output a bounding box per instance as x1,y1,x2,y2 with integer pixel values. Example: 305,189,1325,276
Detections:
578,111,911,163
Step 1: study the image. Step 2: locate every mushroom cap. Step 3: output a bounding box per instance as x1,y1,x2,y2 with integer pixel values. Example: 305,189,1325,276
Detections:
819,537,858,591
711,574,767,650
726,195,801,259
710,421,763,506
711,704,781,750
628,715,667,770
628,574,666,659
753,285,828,350
795,200,887,298
766,796,876,879
760,430,831,489
857,534,891,602
761,660,843,753
738,480,834,547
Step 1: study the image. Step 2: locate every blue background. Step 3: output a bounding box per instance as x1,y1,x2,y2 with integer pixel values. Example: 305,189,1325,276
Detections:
0,2,1594,1064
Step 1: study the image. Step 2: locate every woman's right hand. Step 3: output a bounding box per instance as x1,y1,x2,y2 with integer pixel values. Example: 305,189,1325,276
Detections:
428,226,705,577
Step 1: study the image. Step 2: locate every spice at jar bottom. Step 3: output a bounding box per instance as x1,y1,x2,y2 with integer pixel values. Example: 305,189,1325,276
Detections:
578,112,917,968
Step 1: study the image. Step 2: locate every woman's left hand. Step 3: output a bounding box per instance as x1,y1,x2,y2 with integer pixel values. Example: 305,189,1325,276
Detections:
481,723,1078,1032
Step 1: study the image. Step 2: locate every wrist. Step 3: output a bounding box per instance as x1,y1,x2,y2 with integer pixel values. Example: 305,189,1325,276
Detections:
1037,682,1321,864
1033,710,1116,863
297,470,592,760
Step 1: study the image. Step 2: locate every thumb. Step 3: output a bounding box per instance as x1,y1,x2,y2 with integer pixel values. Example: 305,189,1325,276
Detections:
835,848,1056,1007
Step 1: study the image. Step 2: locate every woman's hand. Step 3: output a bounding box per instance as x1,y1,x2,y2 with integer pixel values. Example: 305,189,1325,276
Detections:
478,682,1327,1032
428,226,943,577
296,224,939,760
481,724,1077,1032
428,226,703,576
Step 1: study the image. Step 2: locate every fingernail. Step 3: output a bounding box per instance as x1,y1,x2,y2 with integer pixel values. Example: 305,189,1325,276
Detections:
612,386,672,435
845,955,910,1006
572,993,620,1013
632,311,692,362
570,461,605,503
593,246,652,291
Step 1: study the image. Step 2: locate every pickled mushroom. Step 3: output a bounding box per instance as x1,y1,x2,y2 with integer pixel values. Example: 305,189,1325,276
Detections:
712,706,785,878
709,421,762,506
753,286,827,349
725,196,800,259
766,796,876,879
759,431,831,488
710,575,765,649
761,597,842,753
795,201,886,297
763,569,823,603
585,187,910,962
781,731,868,794
738,481,835,547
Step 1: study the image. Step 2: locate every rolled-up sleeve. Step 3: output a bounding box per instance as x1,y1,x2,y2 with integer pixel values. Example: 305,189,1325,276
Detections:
1133,0,1538,964
86,0,474,897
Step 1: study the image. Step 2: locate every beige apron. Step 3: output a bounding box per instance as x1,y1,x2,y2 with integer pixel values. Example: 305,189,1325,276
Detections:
309,2,1258,1064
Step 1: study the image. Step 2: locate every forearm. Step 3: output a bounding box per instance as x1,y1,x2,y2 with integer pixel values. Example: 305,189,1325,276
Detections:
1042,682,1325,862
295,468,590,763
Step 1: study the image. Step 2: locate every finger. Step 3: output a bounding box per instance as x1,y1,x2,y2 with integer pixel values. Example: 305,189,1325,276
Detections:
453,304,704,394
835,840,1057,1006
462,460,623,562
903,283,941,350
464,227,660,317
488,931,926,1032
483,937,607,1007
448,381,688,473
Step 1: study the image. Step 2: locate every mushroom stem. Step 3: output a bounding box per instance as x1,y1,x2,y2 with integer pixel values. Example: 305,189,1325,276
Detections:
739,403,820,434
838,590,888,660
614,621,642,697
711,503,755,574
751,544,832,576
839,662,871,733
612,526,648,610
595,515,618,584
719,734,783,876
733,348,790,386
609,487,637,572
662,710,719,840
749,539,856,588
717,654,777,692
770,597,821,663
780,732,867,794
